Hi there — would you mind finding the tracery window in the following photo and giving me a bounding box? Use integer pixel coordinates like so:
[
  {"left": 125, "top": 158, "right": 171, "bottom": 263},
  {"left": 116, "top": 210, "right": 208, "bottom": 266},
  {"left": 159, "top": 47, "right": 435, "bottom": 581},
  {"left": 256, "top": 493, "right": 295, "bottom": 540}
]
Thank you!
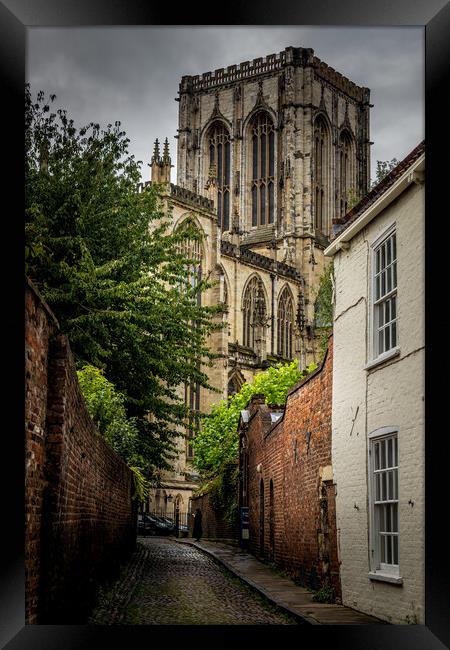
[
  {"left": 314, "top": 116, "right": 329, "bottom": 233},
  {"left": 250, "top": 112, "right": 275, "bottom": 227},
  {"left": 208, "top": 122, "right": 231, "bottom": 231},
  {"left": 277, "top": 287, "right": 294, "bottom": 359},
  {"left": 177, "top": 222, "right": 202, "bottom": 300},
  {"left": 242, "top": 276, "right": 266, "bottom": 349},
  {"left": 339, "top": 130, "right": 354, "bottom": 217},
  {"left": 176, "top": 221, "right": 203, "bottom": 458}
]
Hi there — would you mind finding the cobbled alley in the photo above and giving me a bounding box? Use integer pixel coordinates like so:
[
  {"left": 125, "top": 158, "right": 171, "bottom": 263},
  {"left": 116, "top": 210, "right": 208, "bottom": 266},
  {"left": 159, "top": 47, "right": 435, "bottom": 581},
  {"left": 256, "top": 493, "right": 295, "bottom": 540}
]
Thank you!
[{"left": 89, "top": 537, "right": 299, "bottom": 625}]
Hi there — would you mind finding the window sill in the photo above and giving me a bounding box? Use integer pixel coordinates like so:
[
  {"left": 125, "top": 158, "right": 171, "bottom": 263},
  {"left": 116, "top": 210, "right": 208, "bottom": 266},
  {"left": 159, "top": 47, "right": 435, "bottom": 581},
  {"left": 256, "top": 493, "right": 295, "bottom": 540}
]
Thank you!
[
  {"left": 364, "top": 347, "right": 400, "bottom": 371},
  {"left": 368, "top": 572, "right": 403, "bottom": 585}
]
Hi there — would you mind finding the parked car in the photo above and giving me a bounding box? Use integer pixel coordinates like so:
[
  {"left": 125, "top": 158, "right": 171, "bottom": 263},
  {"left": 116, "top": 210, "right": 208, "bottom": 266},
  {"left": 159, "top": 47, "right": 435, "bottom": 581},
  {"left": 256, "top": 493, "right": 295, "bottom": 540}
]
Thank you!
[{"left": 137, "top": 514, "right": 175, "bottom": 536}]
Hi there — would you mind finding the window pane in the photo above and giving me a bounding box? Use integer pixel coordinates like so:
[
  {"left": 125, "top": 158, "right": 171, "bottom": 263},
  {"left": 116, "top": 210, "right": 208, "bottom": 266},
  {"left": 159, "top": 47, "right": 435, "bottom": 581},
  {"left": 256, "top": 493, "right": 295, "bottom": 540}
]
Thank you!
[
  {"left": 388, "top": 470, "right": 393, "bottom": 500},
  {"left": 378, "top": 328, "right": 384, "bottom": 354},
  {"left": 252, "top": 136, "right": 258, "bottom": 180},
  {"left": 385, "top": 326, "right": 390, "bottom": 351},
  {"left": 269, "top": 183, "right": 274, "bottom": 223},
  {"left": 387, "top": 266, "right": 392, "bottom": 293},
  {"left": 217, "top": 143, "right": 222, "bottom": 182},
  {"left": 392, "top": 233, "right": 396, "bottom": 260},
  {"left": 381, "top": 244, "right": 386, "bottom": 270},
  {"left": 391, "top": 321, "right": 397, "bottom": 348},
  {"left": 393, "top": 262, "right": 397, "bottom": 288},
  {"left": 261, "top": 133, "right": 266, "bottom": 177},
  {"left": 375, "top": 442, "right": 380, "bottom": 470},
  {"left": 252, "top": 186, "right": 257, "bottom": 226},
  {"left": 381, "top": 271, "right": 386, "bottom": 296},
  {"left": 387, "top": 438, "right": 393, "bottom": 467},
  {"left": 376, "top": 276, "right": 380, "bottom": 301},
  {"left": 386, "top": 504, "right": 392, "bottom": 532},
  {"left": 392, "top": 503, "right": 398, "bottom": 532},
  {"left": 375, "top": 473, "right": 380, "bottom": 501},
  {"left": 269, "top": 131, "right": 274, "bottom": 176},
  {"left": 380, "top": 533, "right": 386, "bottom": 563},
  {"left": 394, "top": 469, "right": 398, "bottom": 500},
  {"left": 386, "top": 237, "right": 392, "bottom": 264},
  {"left": 386, "top": 535, "right": 392, "bottom": 564},
  {"left": 391, "top": 296, "right": 396, "bottom": 320},
  {"left": 260, "top": 186, "right": 266, "bottom": 225},
  {"left": 394, "top": 437, "right": 398, "bottom": 465},
  {"left": 393, "top": 535, "right": 398, "bottom": 565},
  {"left": 381, "top": 472, "right": 386, "bottom": 501},
  {"left": 380, "top": 440, "right": 386, "bottom": 469},
  {"left": 225, "top": 141, "right": 230, "bottom": 180},
  {"left": 217, "top": 192, "right": 222, "bottom": 227},
  {"left": 223, "top": 191, "right": 229, "bottom": 231}
]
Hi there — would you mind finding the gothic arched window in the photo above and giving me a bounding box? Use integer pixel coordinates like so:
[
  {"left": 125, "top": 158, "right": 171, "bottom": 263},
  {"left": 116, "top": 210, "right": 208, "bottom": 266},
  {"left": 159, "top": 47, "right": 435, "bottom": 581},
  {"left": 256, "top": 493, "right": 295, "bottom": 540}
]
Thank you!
[
  {"left": 242, "top": 276, "right": 266, "bottom": 349},
  {"left": 176, "top": 221, "right": 203, "bottom": 458},
  {"left": 176, "top": 221, "right": 202, "bottom": 300},
  {"left": 207, "top": 122, "right": 231, "bottom": 231},
  {"left": 250, "top": 112, "right": 275, "bottom": 227},
  {"left": 277, "top": 287, "right": 294, "bottom": 359},
  {"left": 339, "top": 130, "right": 354, "bottom": 217},
  {"left": 314, "top": 116, "right": 329, "bottom": 233}
]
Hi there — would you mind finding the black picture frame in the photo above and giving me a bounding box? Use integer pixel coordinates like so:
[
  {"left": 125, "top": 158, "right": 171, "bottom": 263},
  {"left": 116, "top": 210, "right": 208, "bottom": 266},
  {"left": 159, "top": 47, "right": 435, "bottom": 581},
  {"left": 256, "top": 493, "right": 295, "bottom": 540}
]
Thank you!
[{"left": 2, "top": 1, "right": 449, "bottom": 648}]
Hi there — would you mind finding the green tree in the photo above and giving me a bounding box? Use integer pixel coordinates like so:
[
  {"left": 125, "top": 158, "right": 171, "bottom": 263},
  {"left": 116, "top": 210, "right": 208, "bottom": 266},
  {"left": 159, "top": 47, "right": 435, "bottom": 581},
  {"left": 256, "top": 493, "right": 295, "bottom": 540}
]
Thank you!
[
  {"left": 371, "top": 158, "right": 399, "bottom": 189},
  {"left": 314, "top": 262, "right": 334, "bottom": 358},
  {"left": 77, "top": 365, "right": 149, "bottom": 499},
  {"left": 192, "top": 360, "right": 316, "bottom": 480},
  {"left": 192, "top": 360, "right": 316, "bottom": 526},
  {"left": 25, "top": 86, "right": 222, "bottom": 473}
]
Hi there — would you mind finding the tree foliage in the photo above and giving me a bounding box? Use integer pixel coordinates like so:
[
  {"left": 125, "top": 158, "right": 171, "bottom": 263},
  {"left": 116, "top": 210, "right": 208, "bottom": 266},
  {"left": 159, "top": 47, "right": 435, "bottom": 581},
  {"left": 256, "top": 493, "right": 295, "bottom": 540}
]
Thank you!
[
  {"left": 25, "top": 85, "right": 222, "bottom": 473},
  {"left": 371, "top": 158, "right": 399, "bottom": 189},
  {"left": 314, "top": 261, "right": 334, "bottom": 358},
  {"left": 192, "top": 360, "right": 316, "bottom": 480},
  {"left": 77, "top": 365, "right": 149, "bottom": 499}
]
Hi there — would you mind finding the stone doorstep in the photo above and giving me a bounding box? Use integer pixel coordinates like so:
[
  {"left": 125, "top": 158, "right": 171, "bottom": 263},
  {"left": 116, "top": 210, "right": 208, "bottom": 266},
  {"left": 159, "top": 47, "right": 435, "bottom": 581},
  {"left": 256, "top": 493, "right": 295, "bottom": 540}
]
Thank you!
[{"left": 175, "top": 538, "right": 385, "bottom": 626}]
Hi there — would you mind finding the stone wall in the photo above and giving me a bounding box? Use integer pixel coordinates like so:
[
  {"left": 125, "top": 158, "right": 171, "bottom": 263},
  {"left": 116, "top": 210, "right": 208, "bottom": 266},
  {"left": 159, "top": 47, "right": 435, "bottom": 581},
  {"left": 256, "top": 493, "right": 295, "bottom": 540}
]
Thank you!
[
  {"left": 25, "top": 279, "right": 137, "bottom": 624},
  {"left": 240, "top": 338, "right": 340, "bottom": 598}
]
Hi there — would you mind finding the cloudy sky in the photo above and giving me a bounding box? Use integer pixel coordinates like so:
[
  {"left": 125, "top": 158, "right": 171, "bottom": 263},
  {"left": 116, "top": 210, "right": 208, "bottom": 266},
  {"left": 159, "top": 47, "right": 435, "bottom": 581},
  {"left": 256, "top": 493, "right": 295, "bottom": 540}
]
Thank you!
[{"left": 26, "top": 26, "right": 424, "bottom": 184}]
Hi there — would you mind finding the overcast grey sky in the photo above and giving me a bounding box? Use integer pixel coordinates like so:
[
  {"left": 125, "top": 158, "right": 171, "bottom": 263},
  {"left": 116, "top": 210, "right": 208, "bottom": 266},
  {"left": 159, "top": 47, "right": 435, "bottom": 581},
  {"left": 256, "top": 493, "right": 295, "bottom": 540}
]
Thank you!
[{"left": 26, "top": 26, "right": 424, "bottom": 184}]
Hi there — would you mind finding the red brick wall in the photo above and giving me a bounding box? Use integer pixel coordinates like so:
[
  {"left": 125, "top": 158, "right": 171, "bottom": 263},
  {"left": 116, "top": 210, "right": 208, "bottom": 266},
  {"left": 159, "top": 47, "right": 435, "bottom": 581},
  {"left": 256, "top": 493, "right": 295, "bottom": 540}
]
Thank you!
[
  {"left": 190, "top": 492, "right": 237, "bottom": 540},
  {"left": 240, "top": 339, "right": 341, "bottom": 598},
  {"left": 25, "top": 280, "right": 137, "bottom": 623}
]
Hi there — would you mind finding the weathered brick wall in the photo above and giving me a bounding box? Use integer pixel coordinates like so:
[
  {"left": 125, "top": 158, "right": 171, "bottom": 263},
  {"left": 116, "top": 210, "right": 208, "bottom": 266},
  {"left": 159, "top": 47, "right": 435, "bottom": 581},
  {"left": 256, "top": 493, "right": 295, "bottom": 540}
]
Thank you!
[
  {"left": 241, "top": 339, "right": 340, "bottom": 598},
  {"left": 25, "top": 280, "right": 137, "bottom": 624},
  {"left": 190, "top": 492, "right": 237, "bottom": 540}
]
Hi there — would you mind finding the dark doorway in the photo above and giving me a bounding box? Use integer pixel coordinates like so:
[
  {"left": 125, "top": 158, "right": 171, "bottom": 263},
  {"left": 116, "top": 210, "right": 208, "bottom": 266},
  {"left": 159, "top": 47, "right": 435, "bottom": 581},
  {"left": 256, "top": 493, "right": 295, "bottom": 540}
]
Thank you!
[
  {"left": 259, "top": 479, "right": 265, "bottom": 557},
  {"left": 269, "top": 479, "right": 274, "bottom": 561}
]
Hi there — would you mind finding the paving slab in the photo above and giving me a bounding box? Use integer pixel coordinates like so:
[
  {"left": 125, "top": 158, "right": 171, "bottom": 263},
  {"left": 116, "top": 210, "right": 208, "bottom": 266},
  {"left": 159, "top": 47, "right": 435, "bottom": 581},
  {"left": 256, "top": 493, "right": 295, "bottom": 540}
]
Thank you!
[{"left": 175, "top": 538, "right": 386, "bottom": 626}]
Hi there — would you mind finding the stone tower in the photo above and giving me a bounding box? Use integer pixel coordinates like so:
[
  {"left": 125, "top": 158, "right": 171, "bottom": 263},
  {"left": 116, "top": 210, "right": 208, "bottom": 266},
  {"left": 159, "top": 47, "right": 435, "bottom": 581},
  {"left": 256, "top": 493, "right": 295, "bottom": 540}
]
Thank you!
[
  {"left": 175, "top": 45, "right": 371, "bottom": 325},
  {"left": 144, "top": 46, "right": 372, "bottom": 516}
]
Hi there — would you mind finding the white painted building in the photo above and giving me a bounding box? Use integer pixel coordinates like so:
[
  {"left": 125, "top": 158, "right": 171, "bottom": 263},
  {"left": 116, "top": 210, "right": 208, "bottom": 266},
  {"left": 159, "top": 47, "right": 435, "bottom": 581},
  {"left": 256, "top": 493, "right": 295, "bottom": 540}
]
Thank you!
[{"left": 324, "top": 141, "right": 425, "bottom": 624}]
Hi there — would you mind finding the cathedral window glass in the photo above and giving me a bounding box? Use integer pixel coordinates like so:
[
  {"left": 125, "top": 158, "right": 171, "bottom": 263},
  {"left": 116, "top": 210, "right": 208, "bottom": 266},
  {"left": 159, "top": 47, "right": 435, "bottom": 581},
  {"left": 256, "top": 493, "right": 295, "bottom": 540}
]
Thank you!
[
  {"left": 242, "top": 276, "right": 265, "bottom": 349},
  {"left": 277, "top": 287, "right": 294, "bottom": 359},
  {"left": 314, "top": 116, "right": 329, "bottom": 233},
  {"left": 176, "top": 222, "right": 203, "bottom": 458},
  {"left": 208, "top": 122, "right": 231, "bottom": 231},
  {"left": 250, "top": 112, "right": 275, "bottom": 227},
  {"left": 339, "top": 130, "right": 354, "bottom": 217}
]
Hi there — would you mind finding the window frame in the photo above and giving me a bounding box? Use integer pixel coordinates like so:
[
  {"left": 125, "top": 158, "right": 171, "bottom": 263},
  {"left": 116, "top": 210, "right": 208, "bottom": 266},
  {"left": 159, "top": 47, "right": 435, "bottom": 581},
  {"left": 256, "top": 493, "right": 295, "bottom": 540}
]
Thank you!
[
  {"left": 249, "top": 111, "right": 276, "bottom": 228},
  {"left": 369, "top": 223, "right": 400, "bottom": 365},
  {"left": 367, "top": 426, "right": 403, "bottom": 584}
]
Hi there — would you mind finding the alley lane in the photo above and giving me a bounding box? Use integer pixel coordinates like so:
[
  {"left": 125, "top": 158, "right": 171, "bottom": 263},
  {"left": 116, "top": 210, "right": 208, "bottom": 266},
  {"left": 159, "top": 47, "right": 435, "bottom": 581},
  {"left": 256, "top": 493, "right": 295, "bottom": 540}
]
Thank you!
[{"left": 91, "top": 537, "right": 299, "bottom": 625}]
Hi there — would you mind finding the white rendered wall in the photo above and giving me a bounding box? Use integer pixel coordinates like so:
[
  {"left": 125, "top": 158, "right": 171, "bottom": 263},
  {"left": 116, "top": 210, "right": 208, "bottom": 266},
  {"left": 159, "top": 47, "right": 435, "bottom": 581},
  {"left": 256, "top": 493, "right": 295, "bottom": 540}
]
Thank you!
[{"left": 332, "top": 181, "right": 424, "bottom": 624}]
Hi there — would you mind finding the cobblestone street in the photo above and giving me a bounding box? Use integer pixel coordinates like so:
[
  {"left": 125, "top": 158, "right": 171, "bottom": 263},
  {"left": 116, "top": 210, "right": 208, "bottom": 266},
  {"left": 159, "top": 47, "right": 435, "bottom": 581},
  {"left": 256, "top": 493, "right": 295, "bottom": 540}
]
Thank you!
[{"left": 90, "top": 537, "right": 299, "bottom": 625}]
